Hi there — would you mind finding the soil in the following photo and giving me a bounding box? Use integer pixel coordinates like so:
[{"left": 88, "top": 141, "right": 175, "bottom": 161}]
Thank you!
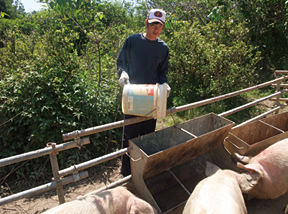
[{"left": 0, "top": 160, "right": 122, "bottom": 214}]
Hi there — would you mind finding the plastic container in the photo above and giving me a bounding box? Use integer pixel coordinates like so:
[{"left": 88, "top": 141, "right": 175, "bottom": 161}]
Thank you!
[{"left": 122, "top": 83, "right": 167, "bottom": 119}]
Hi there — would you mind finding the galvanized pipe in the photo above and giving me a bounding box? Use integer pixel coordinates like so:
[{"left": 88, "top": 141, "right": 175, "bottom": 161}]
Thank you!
[
  {"left": 219, "top": 90, "right": 287, "bottom": 117},
  {"left": 167, "top": 77, "right": 287, "bottom": 115},
  {"left": 84, "top": 175, "right": 132, "bottom": 196},
  {"left": 275, "top": 70, "right": 288, "bottom": 74},
  {"left": 0, "top": 137, "right": 90, "bottom": 168},
  {"left": 233, "top": 105, "right": 286, "bottom": 128},
  {"left": 63, "top": 77, "right": 287, "bottom": 141},
  {"left": 271, "top": 84, "right": 288, "bottom": 88},
  {"left": 62, "top": 117, "right": 150, "bottom": 142},
  {"left": 58, "top": 147, "right": 129, "bottom": 177},
  {"left": 0, "top": 171, "right": 88, "bottom": 206}
]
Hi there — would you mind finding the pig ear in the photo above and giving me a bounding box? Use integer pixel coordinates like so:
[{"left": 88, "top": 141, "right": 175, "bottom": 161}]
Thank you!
[
  {"left": 205, "top": 161, "right": 221, "bottom": 176},
  {"left": 237, "top": 162, "right": 262, "bottom": 193},
  {"left": 237, "top": 162, "right": 262, "bottom": 175}
]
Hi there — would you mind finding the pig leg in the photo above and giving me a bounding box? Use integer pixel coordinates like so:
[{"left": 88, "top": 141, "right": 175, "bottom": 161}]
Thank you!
[{"left": 285, "top": 204, "right": 288, "bottom": 214}]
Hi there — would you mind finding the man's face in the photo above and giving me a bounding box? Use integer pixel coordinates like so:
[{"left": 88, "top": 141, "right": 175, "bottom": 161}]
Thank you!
[{"left": 145, "top": 21, "right": 164, "bottom": 40}]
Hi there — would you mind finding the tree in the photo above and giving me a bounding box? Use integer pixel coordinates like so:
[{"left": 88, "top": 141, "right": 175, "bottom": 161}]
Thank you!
[
  {"left": 237, "top": 0, "right": 288, "bottom": 76},
  {"left": 0, "top": 0, "right": 25, "bottom": 19}
]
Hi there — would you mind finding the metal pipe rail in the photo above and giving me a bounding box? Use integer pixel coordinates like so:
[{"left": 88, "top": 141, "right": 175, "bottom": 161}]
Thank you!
[
  {"left": 62, "top": 76, "right": 287, "bottom": 141},
  {"left": 219, "top": 90, "right": 287, "bottom": 117},
  {"left": 167, "top": 77, "right": 287, "bottom": 115},
  {"left": 0, "top": 137, "right": 90, "bottom": 168},
  {"left": 58, "top": 147, "right": 129, "bottom": 177},
  {"left": 0, "top": 171, "right": 88, "bottom": 206}
]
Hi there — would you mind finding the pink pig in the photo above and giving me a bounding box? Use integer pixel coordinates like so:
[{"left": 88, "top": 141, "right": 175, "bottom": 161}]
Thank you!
[
  {"left": 42, "top": 186, "right": 158, "bottom": 214},
  {"left": 235, "top": 138, "right": 288, "bottom": 200},
  {"left": 182, "top": 161, "right": 247, "bottom": 214}
]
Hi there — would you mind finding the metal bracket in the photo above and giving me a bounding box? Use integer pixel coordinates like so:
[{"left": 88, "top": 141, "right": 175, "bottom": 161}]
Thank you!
[
  {"left": 73, "top": 173, "right": 80, "bottom": 182},
  {"left": 74, "top": 130, "right": 82, "bottom": 149},
  {"left": 46, "top": 142, "right": 59, "bottom": 155},
  {"left": 72, "top": 165, "right": 80, "bottom": 182}
]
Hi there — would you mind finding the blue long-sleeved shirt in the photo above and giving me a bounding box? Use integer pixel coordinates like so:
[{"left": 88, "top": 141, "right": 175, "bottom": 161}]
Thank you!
[{"left": 117, "top": 33, "right": 169, "bottom": 84}]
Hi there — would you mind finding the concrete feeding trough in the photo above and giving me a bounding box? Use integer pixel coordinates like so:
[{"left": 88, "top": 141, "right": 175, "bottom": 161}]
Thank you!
[{"left": 128, "top": 113, "right": 235, "bottom": 214}]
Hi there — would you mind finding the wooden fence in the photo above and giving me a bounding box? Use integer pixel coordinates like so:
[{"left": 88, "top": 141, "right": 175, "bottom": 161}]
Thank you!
[{"left": 1, "top": 70, "right": 288, "bottom": 206}]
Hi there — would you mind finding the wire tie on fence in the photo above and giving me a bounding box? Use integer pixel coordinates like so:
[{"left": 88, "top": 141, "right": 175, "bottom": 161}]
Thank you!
[
  {"left": 55, "top": 178, "right": 62, "bottom": 189},
  {"left": 74, "top": 130, "right": 82, "bottom": 149},
  {"left": 72, "top": 165, "right": 79, "bottom": 174}
]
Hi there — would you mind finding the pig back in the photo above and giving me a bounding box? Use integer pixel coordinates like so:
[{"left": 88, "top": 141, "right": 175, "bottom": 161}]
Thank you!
[{"left": 183, "top": 169, "right": 247, "bottom": 214}]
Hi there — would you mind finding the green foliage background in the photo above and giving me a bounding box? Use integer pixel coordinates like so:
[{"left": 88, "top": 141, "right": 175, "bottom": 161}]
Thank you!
[{"left": 0, "top": 0, "right": 287, "bottom": 185}]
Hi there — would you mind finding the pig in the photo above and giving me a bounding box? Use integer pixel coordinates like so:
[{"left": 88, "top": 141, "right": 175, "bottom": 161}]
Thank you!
[
  {"left": 235, "top": 138, "right": 288, "bottom": 200},
  {"left": 182, "top": 161, "right": 247, "bottom": 214},
  {"left": 42, "top": 186, "right": 158, "bottom": 214}
]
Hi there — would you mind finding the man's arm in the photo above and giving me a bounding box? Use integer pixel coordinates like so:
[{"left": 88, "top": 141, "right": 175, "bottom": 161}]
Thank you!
[
  {"left": 117, "top": 37, "right": 129, "bottom": 77},
  {"left": 158, "top": 47, "right": 169, "bottom": 84}
]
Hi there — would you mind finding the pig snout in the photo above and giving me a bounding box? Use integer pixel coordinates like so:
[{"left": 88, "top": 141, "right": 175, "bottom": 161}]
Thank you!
[
  {"left": 236, "top": 138, "right": 288, "bottom": 200},
  {"left": 42, "top": 186, "right": 157, "bottom": 214},
  {"left": 182, "top": 161, "right": 247, "bottom": 214}
]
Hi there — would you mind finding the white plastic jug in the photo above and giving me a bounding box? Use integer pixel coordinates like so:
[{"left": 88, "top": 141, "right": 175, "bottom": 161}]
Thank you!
[{"left": 122, "top": 83, "right": 167, "bottom": 119}]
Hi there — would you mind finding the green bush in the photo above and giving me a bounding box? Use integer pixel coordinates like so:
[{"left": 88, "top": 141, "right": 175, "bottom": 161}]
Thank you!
[{"left": 163, "top": 17, "right": 261, "bottom": 109}]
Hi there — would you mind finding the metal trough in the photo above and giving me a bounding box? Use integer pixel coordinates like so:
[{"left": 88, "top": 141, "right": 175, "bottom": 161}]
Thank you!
[
  {"left": 209, "top": 111, "right": 288, "bottom": 214},
  {"left": 224, "top": 111, "right": 288, "bottom": 158},
  {"left": 128, "top": 113, "right": 235, "bottom": 213}
]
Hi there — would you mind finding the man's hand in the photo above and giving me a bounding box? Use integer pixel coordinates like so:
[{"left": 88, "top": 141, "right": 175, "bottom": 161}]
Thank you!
[
  {"left": 163, "top": 83, "right": 171, "bottom": 97},
  {"left": 119, "top": 71, "right": 130, "bottom": 87}
]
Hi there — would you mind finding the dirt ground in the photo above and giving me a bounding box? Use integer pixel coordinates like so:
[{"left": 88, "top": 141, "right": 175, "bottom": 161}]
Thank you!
[{"left": 0, "top": 161, "right": 122, "bottom": 214}]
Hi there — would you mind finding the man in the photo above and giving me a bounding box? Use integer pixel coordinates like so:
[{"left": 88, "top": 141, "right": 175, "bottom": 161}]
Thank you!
[{"left": 117, "top": 9, "right": 170, "bottom": 176}]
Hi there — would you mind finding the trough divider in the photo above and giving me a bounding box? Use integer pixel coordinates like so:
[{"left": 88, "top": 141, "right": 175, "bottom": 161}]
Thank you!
[
  {"left": 168, "top": 170, "right": 191, "bottom": 196},
  {"left": 259, "top": 120, "right": 285, "bottom": 133},
  {"left": 234, "top": 105, "right": 284, "bottom": 128},
  {"left": 174, "top": 125, "right": 198, "bottom": 138}
]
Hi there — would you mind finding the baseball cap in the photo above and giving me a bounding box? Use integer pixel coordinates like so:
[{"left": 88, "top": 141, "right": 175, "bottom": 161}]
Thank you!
[{"left": 147, "top": 9, "right": 166, "bottom": 25}]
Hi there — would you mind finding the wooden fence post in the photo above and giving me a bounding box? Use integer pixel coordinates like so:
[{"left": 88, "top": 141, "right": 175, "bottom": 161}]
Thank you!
[
  {"left": 47, "top": 142, "right": 65, "bottom": 204},
  {"left": 274, "top": 70, "right": 288, "bottom": 114},
  {"left": 276, "top": 80, "right": 280, "bottom": 114}
]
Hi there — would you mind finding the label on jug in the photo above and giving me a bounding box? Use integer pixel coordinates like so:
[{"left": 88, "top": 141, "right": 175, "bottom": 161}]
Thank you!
[
  {"left": 131, "top": 84, "right": 155, "bottom": 96},
  {"left": 127, "top": 96, "right": 133, "bottom": 111},
  {"left": 145, "top": 85, "right": 155, "bottom": 96}
]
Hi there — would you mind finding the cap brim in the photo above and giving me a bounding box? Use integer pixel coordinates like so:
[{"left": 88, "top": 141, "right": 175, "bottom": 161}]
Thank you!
[{"left": 148, "top": 19, "right": 164, "bottom": 25}]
